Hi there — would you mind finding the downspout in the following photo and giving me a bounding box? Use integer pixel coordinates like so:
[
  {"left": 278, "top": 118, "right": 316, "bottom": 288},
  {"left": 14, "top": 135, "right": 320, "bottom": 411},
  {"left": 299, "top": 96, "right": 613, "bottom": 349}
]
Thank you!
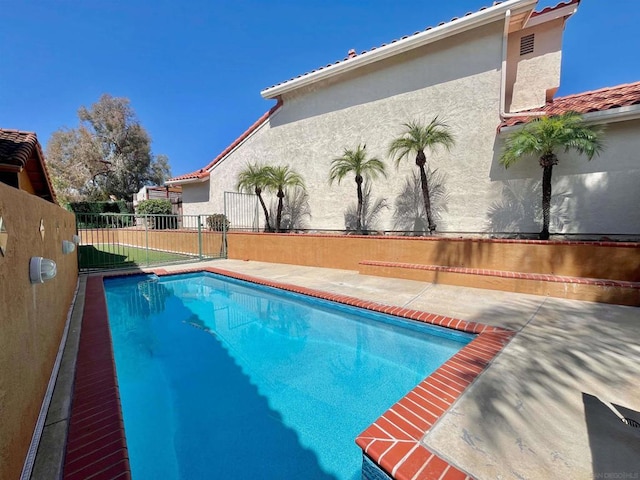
[{"left": 499, "top": 9, "right": 546, "bottom": 120}]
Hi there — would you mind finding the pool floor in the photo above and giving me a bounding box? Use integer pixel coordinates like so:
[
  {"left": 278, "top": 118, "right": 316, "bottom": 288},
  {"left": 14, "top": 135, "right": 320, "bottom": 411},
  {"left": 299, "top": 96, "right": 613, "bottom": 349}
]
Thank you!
[{"left": 105, "top": 272, "right": 474, "bottom": 479}]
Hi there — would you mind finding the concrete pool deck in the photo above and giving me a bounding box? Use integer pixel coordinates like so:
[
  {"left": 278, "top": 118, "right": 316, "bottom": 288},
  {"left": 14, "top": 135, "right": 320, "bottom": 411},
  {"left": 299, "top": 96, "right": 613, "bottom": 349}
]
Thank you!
[{"left": 156, "top": 259, "right": 640, "bottom": 480}]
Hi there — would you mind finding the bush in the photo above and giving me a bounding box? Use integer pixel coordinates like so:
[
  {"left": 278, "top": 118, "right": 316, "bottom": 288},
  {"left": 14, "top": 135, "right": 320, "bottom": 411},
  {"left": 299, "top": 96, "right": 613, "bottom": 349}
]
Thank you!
[
  {"left": 136, "top": 199, "right": 172, "bottom": 215},
  {"left": 206, "top": 214, "right": 230, "bottom": 231},
  {"left": 136, "top": 199, "right": 177, "bottom": 230}
]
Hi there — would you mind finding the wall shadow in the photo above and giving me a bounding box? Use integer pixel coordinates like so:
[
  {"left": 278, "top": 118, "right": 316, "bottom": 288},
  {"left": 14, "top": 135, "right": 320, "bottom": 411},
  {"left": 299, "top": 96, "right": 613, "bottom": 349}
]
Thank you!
[{"left": 270, "top": 22, "right": 502, "bottom": 127}]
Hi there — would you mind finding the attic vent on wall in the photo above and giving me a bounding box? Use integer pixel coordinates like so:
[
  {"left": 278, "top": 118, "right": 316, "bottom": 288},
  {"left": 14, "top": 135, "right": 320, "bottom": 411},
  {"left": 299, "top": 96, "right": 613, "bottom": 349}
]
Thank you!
[{"left": 520, "top": 34, "right": 535, "bottom": 55}]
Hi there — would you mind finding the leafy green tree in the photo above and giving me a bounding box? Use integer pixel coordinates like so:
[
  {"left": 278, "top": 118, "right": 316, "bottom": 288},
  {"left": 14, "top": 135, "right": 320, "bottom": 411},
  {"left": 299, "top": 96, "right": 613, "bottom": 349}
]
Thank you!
[
  {"left": 329, "top": 144, "right": 386, "bottom": 234},
  {"left": 236, "top": 163, "right": 273, "bottom": 232},
  {"left": 388, "top": 118, "right": 454, "bottom": 234},
  {"left": 265, "top": 165, "right": 306, "bottom": 233},
  {"left": 499, "top": 112, "right": 604, "bottom": 240},
  {"left": 46, "top": 94, "right": 171, "bottom": 204}
]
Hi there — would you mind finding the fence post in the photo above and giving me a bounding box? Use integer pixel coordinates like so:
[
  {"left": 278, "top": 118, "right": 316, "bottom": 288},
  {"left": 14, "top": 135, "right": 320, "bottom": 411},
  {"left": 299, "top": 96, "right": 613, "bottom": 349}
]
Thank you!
[
  {"left": 145, "top": 214, "right": 149, "bottom": 266},
  {"left": 198, "top": 215, "right": 203, "bottom": 260}
]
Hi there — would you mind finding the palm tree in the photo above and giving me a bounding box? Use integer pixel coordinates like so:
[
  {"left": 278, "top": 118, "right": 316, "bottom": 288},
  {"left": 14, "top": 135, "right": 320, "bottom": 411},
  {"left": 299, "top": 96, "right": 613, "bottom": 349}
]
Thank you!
[
  {"left": 389, "top": 118, "right": 455, "bottom": 234},
  {"left": 499, "top": 112, "right": 604, "bottom": 240},
  {"left": 328, "top": 144, "right": 386, "bottom": 234},
  {"left": 236, "top": 163, "right": 273, "bottom": 232},
  {"left": 265, "top": 165, "right": 306, "bottom": 233}
]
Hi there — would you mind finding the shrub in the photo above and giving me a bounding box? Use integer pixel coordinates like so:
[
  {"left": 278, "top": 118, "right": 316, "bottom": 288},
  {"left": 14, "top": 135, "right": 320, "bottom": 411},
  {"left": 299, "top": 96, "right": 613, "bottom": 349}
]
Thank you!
[
  {"left": 206, "top": 214, "right": 230, "bottom": 231},
  {"left": 136, "top": 199, "right": 172, "bottom": 215},
  {"left": 136, "top": 199, "right": 177, "bottom": 229}
]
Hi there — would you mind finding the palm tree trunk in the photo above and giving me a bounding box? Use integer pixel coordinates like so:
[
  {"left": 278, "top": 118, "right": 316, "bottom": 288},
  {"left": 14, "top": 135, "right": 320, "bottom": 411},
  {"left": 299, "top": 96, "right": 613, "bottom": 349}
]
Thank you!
[
  {"left": 356, "top": 176, "right": 363, "bottom": 234},
  {"left": 540, "top": 164, "right": 553, "bottom": 240},
  {"left": 276, "top": 189, "right": 284, "bottom": 233},
  {"left": 418, "top": 164, "right": 436, "bottom": 234},
  {"left": 256, "top": 192, "right": 272, "bottom": 232}
]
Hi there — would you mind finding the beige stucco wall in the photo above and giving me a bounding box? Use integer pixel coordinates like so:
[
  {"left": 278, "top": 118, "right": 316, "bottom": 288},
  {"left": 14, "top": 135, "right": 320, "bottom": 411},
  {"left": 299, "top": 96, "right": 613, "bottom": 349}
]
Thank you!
[
  {"left": 181, "top": 181, "right": 210, "bottom": 211},
  {"left": 506, "top": 18, "right": 563, "bottom": 112},
  {"left": 0, "top": 183, "right": 78, "bottom": 480},
  {"left": 491, "top": 118, "right": 640, "bottom": 235},
  {"left": 189, "top": 21, "right": 506, "bottom": 233},
  {"left": 183, "top": 16, "right": 639, "bottom": 237}
]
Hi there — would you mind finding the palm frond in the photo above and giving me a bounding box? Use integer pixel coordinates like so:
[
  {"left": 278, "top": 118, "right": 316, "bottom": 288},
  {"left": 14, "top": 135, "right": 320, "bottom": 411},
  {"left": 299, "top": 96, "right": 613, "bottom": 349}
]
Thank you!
[
  {"left": 389, "top": 117, "right": 455, "bottom": 167},
  {"left": 500, "top": 111, "right": 604, "bottom": 168},
  {"left": 329, "top": 144, "right": 386, "bottom": 185}
]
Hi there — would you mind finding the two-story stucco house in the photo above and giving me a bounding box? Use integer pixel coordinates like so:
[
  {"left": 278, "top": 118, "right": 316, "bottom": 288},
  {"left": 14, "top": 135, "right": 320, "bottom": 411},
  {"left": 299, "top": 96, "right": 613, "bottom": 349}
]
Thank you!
[{"left": 167, "top": 0, "right": 640, "bottom": 237}]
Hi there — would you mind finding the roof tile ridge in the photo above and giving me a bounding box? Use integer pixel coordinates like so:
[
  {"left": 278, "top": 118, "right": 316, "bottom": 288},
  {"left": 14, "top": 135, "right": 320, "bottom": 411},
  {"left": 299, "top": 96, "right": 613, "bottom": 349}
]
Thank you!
[{"left": 0, "top": 128, "right": 37, "bottom": 136}]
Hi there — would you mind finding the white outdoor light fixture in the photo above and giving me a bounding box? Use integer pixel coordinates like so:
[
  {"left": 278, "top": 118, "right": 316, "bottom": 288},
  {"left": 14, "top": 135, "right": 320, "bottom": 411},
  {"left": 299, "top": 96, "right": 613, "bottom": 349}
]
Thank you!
[
  {"left": 72, "top": 234, "right": 81, "bottom": 245},
  {"left": 62, "top": 240, "right": 76, "bottom": 254},
  {"left": 30, "top": 257, "right": 57, "bottom": 284}
]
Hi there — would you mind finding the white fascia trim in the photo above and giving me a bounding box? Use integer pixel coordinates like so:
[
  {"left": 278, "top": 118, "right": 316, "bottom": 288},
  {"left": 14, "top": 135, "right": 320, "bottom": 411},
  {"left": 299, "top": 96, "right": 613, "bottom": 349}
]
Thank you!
[
  {"left": 524, "top": 4, "right": 579, "bottom": 29},
  {"left": 498, "top": 104, "right": 640, "bottom": 135},
  {"left": 165, "top": 176, "right": 209, "bottom": 186},
  {"left": 581, "top": 104, "right": 640, "bottom": 125},
  {"left": 261, "top": 0, "right": 538, "bottom": 99}
]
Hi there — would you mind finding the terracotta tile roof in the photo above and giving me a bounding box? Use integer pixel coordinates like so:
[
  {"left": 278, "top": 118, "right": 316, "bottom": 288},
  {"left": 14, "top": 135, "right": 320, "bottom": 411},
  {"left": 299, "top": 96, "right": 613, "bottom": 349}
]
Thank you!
[
  {"left": 501, "top": 81, "right": 640, "bottom": 128},
  {"left": 0, "top": 128, "right": 56, "bottom": 203},
  {"left": 167, "top": 99, "right": 283, "bottom": 184},
  {"left": 530, "top": 0, "right": 579, "bottom": 17},
  {"left": 263, "top": 1, "right": 576, "bottom": 93}
]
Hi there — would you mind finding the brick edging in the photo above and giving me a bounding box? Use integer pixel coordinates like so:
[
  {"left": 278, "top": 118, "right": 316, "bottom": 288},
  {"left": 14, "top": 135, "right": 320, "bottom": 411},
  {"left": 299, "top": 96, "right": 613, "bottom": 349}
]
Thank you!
[
  {"left": 360, "top": 260, "right": 640, "bottom": 289},
  {"left": 63, "top": 275, "right": 131, "bottom": 480}
]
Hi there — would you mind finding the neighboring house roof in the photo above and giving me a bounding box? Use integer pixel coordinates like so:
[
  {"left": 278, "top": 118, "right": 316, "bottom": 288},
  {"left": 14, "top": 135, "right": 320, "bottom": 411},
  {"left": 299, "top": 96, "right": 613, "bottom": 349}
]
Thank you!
[
  {"left": 0, "top": 129, "right": 56, "bottom": 203},
  {"left": 500, "top": 81, "right": 640, "bottom": 128},
  {"left": 261, "top": 0, "right": 578, "bottom": 99},
  {"left": 166, "top": 99, "right": 283, "bottom": 185}
]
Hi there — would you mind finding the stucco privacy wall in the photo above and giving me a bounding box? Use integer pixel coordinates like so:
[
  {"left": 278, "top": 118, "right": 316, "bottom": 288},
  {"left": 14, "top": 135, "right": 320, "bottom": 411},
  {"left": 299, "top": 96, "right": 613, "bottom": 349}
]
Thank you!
[
  {"left": 183, "top": 21, "right": 507, "bottom": 232},
  {"left": 0, "top": 182, "right": 78, "bottom": 480},
  {"left": 491, "top": 118, "right": 640, "bottom": 234},
  {"left": 226, "top": 232, "right": 639, "bottom": 282},
  {"left": 79, "top": 229, "right": 225, "bottom": 257}
]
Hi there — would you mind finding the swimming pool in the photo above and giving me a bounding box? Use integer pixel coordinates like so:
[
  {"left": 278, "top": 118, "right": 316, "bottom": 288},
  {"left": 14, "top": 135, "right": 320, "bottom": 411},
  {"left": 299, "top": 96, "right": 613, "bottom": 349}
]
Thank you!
[{"left": 104, "top": 272, "right": 474, "bottom": 479}]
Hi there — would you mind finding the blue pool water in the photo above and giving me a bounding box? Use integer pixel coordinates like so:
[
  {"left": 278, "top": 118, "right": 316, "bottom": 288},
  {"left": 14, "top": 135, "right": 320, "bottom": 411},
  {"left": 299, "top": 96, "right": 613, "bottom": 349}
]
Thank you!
[{"left": 104, "top": 272, "right": 473, "bottom": 480}]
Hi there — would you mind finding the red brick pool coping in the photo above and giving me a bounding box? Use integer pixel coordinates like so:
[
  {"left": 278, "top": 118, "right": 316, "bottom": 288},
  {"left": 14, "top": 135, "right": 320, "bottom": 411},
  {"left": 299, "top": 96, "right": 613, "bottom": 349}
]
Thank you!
[{"left": 64, "top": 266, "right": 514, "bottom": 480}]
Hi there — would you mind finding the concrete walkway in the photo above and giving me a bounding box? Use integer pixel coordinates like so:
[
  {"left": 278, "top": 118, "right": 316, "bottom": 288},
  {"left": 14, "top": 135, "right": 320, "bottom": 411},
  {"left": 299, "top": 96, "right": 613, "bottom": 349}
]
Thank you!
[{"left": 161, "top": 259, "right": 640, "bottom": 480}]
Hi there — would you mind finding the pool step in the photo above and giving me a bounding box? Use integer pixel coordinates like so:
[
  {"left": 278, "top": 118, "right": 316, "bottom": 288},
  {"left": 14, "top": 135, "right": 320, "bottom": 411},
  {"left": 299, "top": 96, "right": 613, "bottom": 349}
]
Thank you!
[{"left": 358, "top": 260, "right": 640, "bottom": 306}]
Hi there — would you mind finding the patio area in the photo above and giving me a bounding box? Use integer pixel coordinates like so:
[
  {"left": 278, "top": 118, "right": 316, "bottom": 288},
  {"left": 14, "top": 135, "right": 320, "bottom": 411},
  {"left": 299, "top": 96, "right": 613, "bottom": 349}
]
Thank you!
[{"left": 38, "top": 258, "right": 640, "bottom": 479}]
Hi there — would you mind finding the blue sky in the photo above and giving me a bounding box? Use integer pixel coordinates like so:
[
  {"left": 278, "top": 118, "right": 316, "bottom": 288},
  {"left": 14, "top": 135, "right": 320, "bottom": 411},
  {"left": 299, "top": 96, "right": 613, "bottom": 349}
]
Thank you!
[{"left": 2, "top": 0, "right": 638, "bottom": 178}]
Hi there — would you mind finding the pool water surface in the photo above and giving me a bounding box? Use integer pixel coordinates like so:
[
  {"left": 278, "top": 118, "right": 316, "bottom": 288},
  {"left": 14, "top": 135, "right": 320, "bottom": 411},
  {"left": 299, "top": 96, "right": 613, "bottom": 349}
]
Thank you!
[{"left": 104, "top": 272, "right": 473, "bottom": 479}]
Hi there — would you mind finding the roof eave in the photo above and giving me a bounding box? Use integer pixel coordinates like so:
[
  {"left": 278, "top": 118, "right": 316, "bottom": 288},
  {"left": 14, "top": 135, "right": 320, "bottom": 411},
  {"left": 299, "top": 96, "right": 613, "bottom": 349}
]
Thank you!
[
  {"left": 498, "top": 104, "right": 640, "bottom": 134},
  {"left": 524, "top": 1, "right": 579, "bottom": 28},
  {"left": 261, "top": 0, "right": 538, "bottom": 99},
  {"left": 165, "top": 175, "right": 210, "bottom": 186}
]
